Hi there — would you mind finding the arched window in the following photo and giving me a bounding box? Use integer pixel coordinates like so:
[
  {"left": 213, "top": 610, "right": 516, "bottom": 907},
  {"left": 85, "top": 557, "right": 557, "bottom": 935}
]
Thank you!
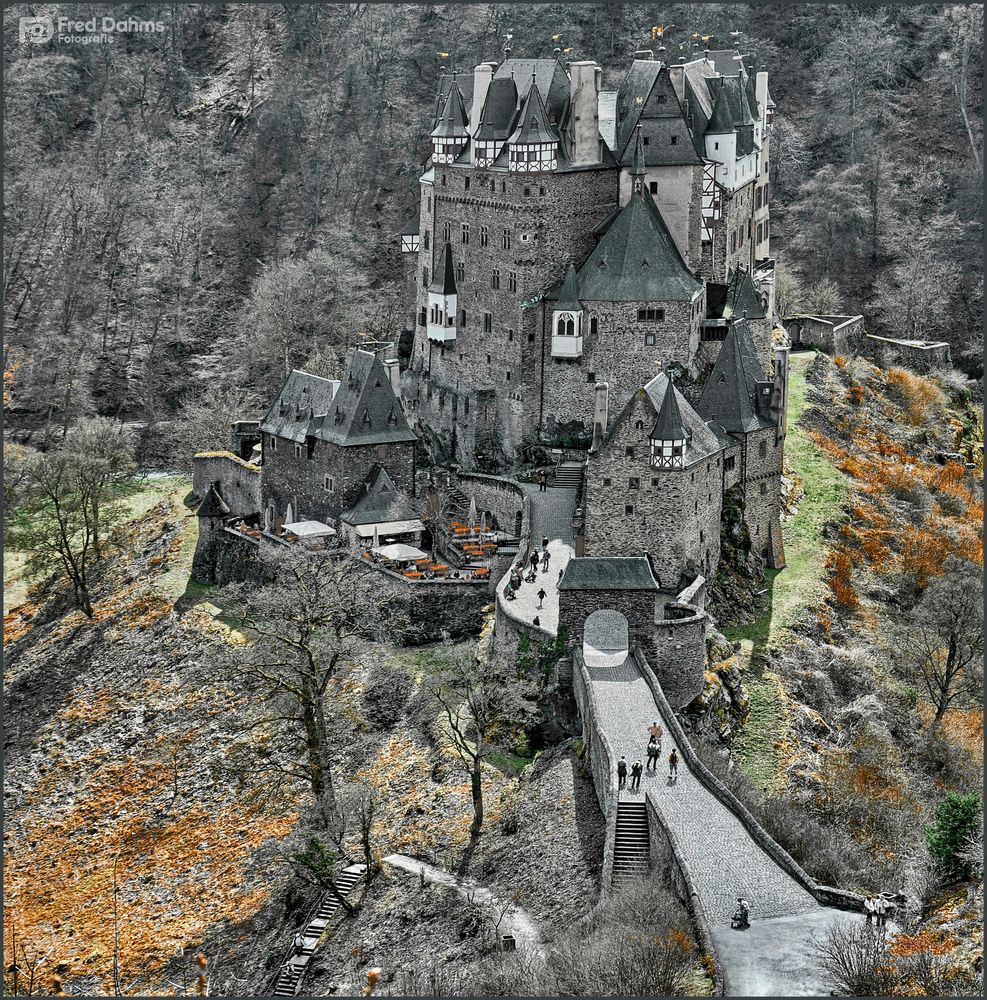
[
  {"left": 590, "top": 317, "right": 598, "bottom": 337},
  {"left": 565, "top": 317, "right": 575, "bottom": 336}
]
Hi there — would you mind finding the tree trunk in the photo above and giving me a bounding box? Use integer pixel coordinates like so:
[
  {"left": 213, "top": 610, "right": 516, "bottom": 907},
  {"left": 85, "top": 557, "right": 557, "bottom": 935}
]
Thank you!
[{"left": 469, "top": 756, "right": 483, "bottom": 839}]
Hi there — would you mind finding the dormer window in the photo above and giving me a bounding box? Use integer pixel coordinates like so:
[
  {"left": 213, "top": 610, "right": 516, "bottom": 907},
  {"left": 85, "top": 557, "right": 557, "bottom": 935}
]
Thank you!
[
  {"left": 387, "top": 409, "right": 398, "bottom": 427},
  {"left": 334, "top": 409, "right": 343, "bottom": 425},
  {"left": 362, "top": 410, "right": 372, "bottom": 428}
]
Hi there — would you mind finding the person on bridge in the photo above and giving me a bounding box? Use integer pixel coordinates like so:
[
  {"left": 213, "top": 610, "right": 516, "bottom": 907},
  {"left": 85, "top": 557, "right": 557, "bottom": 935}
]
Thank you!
[
  {"left": 668, "top": 748, "right": 680, "bottom": 781},
  {"left": 617, "top": 756, "right": 627, "bottom": 787},
  {"left": 530, "top": 550, "right": 540, "bottom": 573},
  {"left": 541, "top": 549, "right": 551, "bottom": 572},
  {"left": 734, "top": 897, "right": 751, "bottom": 930},
  {"left": 536, "top": 587, "right": 547, "bottom": 609},
  {"left": 630, "top": 760, "right": 643, "bottom": 790},
  {"left": 648, "top": 721, "right": 663, "bottom": 744},
  {"left": 646, "top": 742, "right": 659, "bottom": 771}
]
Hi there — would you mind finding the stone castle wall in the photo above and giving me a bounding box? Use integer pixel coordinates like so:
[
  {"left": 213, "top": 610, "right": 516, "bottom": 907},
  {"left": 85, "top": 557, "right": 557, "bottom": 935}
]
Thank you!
[
  {"left": 651, "top": 603, "right": 707, "bottom": 707},
  {"left": 738, "top": 425, "right": 784, "bottom": 566},
  {"left": 713, "top": 180, "right": 756, "bottom": 283},
  {"left": 582, "top": 393, "right": 723, "bottom": 589},
  {"left": 192, "top": 452, "right": 262, "bottom": 516},
  {"left": 558, "top": 587, "right": 660, "bottom": 663},
  {"left": 261, "top": 436, "right": 415, "bottom": 526}
]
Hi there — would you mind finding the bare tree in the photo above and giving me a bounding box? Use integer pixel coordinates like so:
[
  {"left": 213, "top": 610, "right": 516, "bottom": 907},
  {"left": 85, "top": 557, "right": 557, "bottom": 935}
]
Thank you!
[{"left": 898, "top": 556, "right": 983, "bottom": 729}]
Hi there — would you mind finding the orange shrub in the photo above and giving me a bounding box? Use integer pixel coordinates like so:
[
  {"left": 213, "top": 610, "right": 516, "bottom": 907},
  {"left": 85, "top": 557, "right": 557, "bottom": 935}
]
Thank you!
[
  {"left": 885, "top": 368, "right": 945, "bottom": 426},
  {"left": 825, "top": 547, "right": 859, "bottom": 611}
]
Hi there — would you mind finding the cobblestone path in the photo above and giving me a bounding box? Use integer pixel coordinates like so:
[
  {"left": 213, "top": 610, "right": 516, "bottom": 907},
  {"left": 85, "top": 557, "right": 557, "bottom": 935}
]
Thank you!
[
  {"left": 585, "top": 656, "right": 819, "bottom": 925},
  {"left": 495, "top": 485, "right": 577, "bottom": 635}
]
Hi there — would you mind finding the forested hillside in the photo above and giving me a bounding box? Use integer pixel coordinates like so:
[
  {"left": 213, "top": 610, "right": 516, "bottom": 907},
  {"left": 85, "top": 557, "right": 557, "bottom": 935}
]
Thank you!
[{"left": 4, "top": 3, "right": 982, "bottom": 462}]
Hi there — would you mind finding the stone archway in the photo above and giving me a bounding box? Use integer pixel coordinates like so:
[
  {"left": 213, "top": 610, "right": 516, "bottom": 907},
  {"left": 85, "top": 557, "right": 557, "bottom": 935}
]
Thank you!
[{"left": 582, "top": 608, "right": 630, "bottom": 668}]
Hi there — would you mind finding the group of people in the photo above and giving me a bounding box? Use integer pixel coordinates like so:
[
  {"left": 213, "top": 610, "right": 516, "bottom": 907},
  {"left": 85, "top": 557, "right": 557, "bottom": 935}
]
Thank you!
[
  {"left": 503, "top": 537, "right": 554, "bottom": 609},
  {"left": 617, "top": 722, "right": 680, "bottom": 789},
  {"left": 864, "top": 895, "right": 891, "bottom": 926}
]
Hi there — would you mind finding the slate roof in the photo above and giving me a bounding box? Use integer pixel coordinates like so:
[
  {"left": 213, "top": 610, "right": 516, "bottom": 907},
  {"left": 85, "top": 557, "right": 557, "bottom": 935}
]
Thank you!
[
  {"left": 432, "top": 82, "right": 470, "bottom": 138},
  {"left": 705, "top": 85, "right": 734, "bottom": 134},
  {"left": 558, "top": 556, "right": 659, "bottom": 591},
  {"left": 706, "top": 49, "right": 746, "bottom": 77},
  {"left": 494, "top": 58, "right": 570, "bottom": 126},
  {"left": 642, "top": 373, "right": 723, "bottom": 462},
  {"left": 571, "top": 192, "right": 702, "bottom": 302},
  {"left": 475, "top": 77, "right": 519, "bottom": 141},
  {"left": 400, "top": 215, "right": 420, "bottom": 236},
  {"left": 612, "top": 58, "right": 663, "bottom": 157},
  {"left": 340, "top": 466, "right": 419, "bottom": 526},
  {"left": 696, "top": 320, "right": 772, "bottom": 434},
  {"left": 435, "top": 73, "right": 474, "bottom": 123},
  {"left": 651, "top": 377, "right": 687, "bottom": 440},
  {"left": 509, "top": 81, "right": 557, "bottom": 145},
  {"left": 260, "top": 370, "right": 340, "bottom": 444},
  {"left": 429, "top": 242, "right": 457, "bottom": 295},
  {"left": 555, "top": 264, "right": 582, "bottom": 312},
  {"left": 319, "top": 350, "right": 418, "bottom": 447},
  {"left": 197, "top": 483, "right": 230, "bottom": 518},
  {"left": 630, "top": 125, "right": 646, "bottom": 175},
  {"left": 706, "top": 268, "right": 767, "bottom": 321}
]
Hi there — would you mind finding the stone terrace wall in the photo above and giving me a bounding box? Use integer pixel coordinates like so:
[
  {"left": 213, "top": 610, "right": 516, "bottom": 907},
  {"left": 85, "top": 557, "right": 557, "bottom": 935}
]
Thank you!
[
  {"left": 787, "top": 315, "right": 864, "bottom": 356},
  {"left": 192, "top": 452, "right": 261, "bottom": 516},
  {"left": 652, "top": 604, "right": 707, "bottom": 708},
  {"left": 452, "top": 470, "right": 525, "bottom": 535},
  {"left": 862, "top": 334, "right": 952, "bottom": 373},
  {"left": 630, "top": 648, "right": 864, "bottom": 913},
  {"left": 646, "top": 793, "right": 725, "bottom": 996}
]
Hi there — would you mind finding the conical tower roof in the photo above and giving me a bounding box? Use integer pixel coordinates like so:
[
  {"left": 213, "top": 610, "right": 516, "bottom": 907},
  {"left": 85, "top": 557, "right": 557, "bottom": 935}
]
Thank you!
[
  {"left": 705, "top": 86, "right": 734, "bottom": 135},
  {"left": 509, "top": 79, "right": 557, "bottom": 145},
  {"left": 696, "top": 320, "right": 769, "bottom": 434},
  {"left": 431, "top": 82, "right": 469, "bottom": 139},
  {"left": 428, "top": 242, "right": 457, "bottom": 295},
  {"left": 197, "top": 483, "right": 230, "bottom": 518},
  {"left": 555, "top": 264, "right": 582, "bottom": 312},
  {"left": 650, "top": 376, "right": 687, "bottom": 441}
]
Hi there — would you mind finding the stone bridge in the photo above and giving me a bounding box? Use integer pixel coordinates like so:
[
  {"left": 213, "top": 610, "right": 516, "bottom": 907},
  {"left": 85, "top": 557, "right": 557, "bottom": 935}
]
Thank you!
[{"left": 573, "top": 642, "right": 864, "bottom": 997}]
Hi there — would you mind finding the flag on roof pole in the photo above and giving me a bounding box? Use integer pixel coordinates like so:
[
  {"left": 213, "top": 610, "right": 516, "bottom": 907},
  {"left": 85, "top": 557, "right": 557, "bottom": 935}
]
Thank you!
[{"left": 373, "top": 525, "right": 380, "bottom": 549}]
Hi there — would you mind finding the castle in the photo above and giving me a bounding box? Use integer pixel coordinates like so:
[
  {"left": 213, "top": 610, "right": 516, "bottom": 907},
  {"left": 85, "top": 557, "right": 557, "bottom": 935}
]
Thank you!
[{"left": 191, "top": 45, "right": 789, "bottom": 707}]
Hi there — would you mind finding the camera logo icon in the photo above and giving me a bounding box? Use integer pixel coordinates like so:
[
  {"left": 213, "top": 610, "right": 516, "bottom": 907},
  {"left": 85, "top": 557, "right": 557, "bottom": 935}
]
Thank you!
[{"left": 19, "top": 17, "right": 55, "bottom": 44}]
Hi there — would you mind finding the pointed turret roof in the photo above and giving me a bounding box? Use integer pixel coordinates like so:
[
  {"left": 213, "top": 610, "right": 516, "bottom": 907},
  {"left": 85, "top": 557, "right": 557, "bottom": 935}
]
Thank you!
[
  {"left": 630, "top": 125, "right": 646, "bottom": 176},
  {"left": 431, "top": 82, "right": 469, "bottom": 138},
  {"left": 340, "top": 466, "right": 419, "bottom": 527},
  {"left": 651, "top": 376, "right": 687, "bottom": 441},
  {"left": 696, "top": 320, "right": 771, "bottom": 434},
  {"left": 429, "top": 243, "right": 457, "bottom": 295},
  {"left": 197, "top": 483, "right": 231, "bottom": 518},
  {"left": 509, "top": 80, "right": 557, "bottom": 145},
  {"left": 555, "top": 264, "right": 583, "bottom": 312},
  {"left": 705, "top": 86, "right": 734, "bottom": 135},
  {"left": 475, "top": 76, "right": 518, "bottom": 140},
  {"left": 573, "top": 193, "right": 702, "bottom": 302}
]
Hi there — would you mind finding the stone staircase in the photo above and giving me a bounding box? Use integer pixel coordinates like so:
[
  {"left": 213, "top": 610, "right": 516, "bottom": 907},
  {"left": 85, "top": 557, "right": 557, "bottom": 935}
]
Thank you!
[
  {"left": 611, "top": 800, "right": 650, "bottom": 885},
  {"left": 550, "top": 461, "right": 585, "bottom": 490},
  {"left": 271, "top": 864, "right": 366, "bottom": 997}
]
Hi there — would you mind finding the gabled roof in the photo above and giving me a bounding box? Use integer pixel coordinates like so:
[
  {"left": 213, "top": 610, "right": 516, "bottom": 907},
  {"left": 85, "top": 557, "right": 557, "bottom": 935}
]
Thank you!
[
  {"left": 434, "top": 73, "right": 474, "bottom": 126},
  {"left": 197, "top": 483, "right": 230, "bottom": 518},
  {"left": 261, "top": 370, "right": 340, "bottom": 444},
  {"left": 475, "top": 77, "right": 518, "bottom": 141},
  {"left": 319, "top": 350, "right": 418, "bottom": 447},
  {"left": 572, "top": 193, "right": 702, "bottom": 302},
  {"left": 431, "top": 82, "right": 469, "bottom": 138},
  {"left": 429, "top": 242, "right": 457, "bottom": 295},
  {"left": 696, "top": 320, "right": 772, "bottom": 434},
  {"left": 340, "top": 466, "right": 419, "bottom": 526},
  {"left": 555, "top": 264, "right": 582, "bottom": 312},
  {"left": 558, "top": 556, "right": 659, "bottom": 592},
  {"left": 705, "top": 49, "right": 746, "bottom": 77},
  {"left": 612, "top": 58, "right": 663, "bottom": 157},
  {"left": 400, "top": 215, "right": 420, "bottom": 236},
  {"left": 509, "top": 80, "right": 557, "bottom": 145}
]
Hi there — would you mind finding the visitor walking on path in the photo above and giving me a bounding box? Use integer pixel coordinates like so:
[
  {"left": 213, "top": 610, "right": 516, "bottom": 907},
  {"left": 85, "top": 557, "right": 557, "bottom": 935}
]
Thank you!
[
  {"left": 532, "top": 615, "right": 541, "bottom": 628},
  {"left": 542, "top": 536, "right": 549, "bottom": 551},
  {"left": 617, "top": 756, "right": 627, "bottom": 787},
  {"left": 630, "top": 760, "right": 643, "bottom": 790},
  {"left": 293, "top": 932, "right": 305, "bottom": 956},
  {"left": 536, "top": 588, "right": 547, "bottom": 609},
  {"left": 668, "top": 748, "right": 680, "bottom": 782},
  {"left": 529, "top": 550, "right": 540, "bottom": 574},
  {"left": 648, "top": 721, "right": 663, "bottom": 744},
  {"left": 734, "top": 897, "right": 751, "bottom": 930},
  {"left": 876, "top": 896, "right": 888, "bottom": 927},
  {"left": 864, "top": 896, "right": 875, "bottom": 925},
  {"left": 646, "top": 742, "right": 659, "bottom": 771},
  {"left": 541, "top": 549, "right": 551, "bottom": 572},
  {"left": 538, "top": 469, "right": 547, "bottom": 492}
]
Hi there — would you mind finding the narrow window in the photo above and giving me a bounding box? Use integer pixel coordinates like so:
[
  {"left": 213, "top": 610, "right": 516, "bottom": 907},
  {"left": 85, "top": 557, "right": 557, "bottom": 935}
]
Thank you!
[
  {"left": 492, "top": 268, "right": 500, "bottom": 289},
  {"left": 508, "top": 329, "right": 514, "bottom": 341},
  {"left": 464, "top": 176, "right": 470, "bottom": 191},
  {"left": 269, "top": 436, "right": 277, "bottom": 452},
  {"left": 508, "top": 272, "right": 517, "bottom": 292},
  {"left": 503, "top": 228, "right": 511, "bottom": 249},
  {"left": 324, "top": 475, "right": 334, "bottom": 491},
  {"left": 649, "top": 181, "right": 658, "bottom": 194},
  {"left": 724, "top": 455, "right": 736, "bottom": 472},
  {"left": 456, "top": 262, "right": 465, "bottom": 284},
  {"left": 625, "top": 447, "right": 635, "bottom": 458},
  {"left": 629, "top": 477, "right": 640, "bottom": 489},
  {"left": 645, "top": 332, "right": 656, "bottom": 346},
  {"left": 422, "top": 268, "right": 428, "bottom": 287},
  {"left": 441, "top": 173, "right": 447, "bottom": 186},
  {"left": 590, "top": 317, "right": 598, "bottom": 336},
  {"left": 423, "top": 231, "right": 430, "bottom": 250},
  {"left": 480, "top": 225, "right": 488, "bottom": 247},
  {"left": 443, "top": 222, "right": 451, "bottom": 242},
  {"left": 461, "top": 223, "right": 469, "bottom": 245},
  {"left": 625, "top": 504, "right": 634, "bottom": 515},
  {"left": 483, "top": 312, "right": 492, "bottom": 333}
]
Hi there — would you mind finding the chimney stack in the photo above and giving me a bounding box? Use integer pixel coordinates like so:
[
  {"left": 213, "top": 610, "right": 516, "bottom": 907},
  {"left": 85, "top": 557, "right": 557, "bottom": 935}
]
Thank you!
[
  {"left": 469, "top": 62, "right": 497, "bottom": 137},
  {"left": 590, "top": 382, "right": 610, "bottom": 451},
  {"left": 755, "top": 70, "right": 769, "bottom": 123},
  {"left": 383, "top": 358, "right": 402, "bottom": 402},
  {"left": 568, "top": 61, "right": 602, "bottom": 167}
]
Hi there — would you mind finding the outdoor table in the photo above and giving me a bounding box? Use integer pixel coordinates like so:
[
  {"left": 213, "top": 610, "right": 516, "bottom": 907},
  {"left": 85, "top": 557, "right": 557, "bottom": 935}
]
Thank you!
[
  {"left": 473, "top": 567, "right": 490, "bottom": 576},
  {"left": 404, "top": 570, "right": 422, "bottom": 578}
]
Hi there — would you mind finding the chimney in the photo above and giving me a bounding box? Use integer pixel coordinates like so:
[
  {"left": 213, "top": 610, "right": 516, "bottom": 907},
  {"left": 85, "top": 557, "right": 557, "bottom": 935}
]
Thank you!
[
  {"left": 668, "top": 63, "right": 687, "bottom": 101},
  {"left": 568, "top": 61, "right": 602, "bottom": 167},
  {"left": 755, "top": 70, "right": 769, "bottom": 123},
  {"left": 383, "top": 358, "right": 402, "bottom": 401},
  {"left": 590, "top": 382, "right": 610, "bottom": 451},
  {"left": 771, "top": 336, "right": 790, "bottom": 438},
  {"left": 469, "top": 62, "right": 497, "bottom": 137}
]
